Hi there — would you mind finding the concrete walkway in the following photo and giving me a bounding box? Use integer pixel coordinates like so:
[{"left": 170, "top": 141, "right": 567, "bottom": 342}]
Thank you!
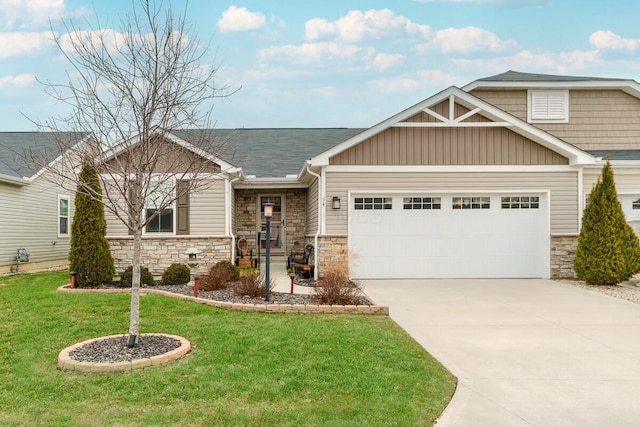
[{"left": 362, "top": 279, "right": 640, "bottom": 427}]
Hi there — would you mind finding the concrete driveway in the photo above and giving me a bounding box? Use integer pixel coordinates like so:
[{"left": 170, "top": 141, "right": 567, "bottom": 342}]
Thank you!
[{"left": 362, "top": 279, "right": 640, "bottom": 427}]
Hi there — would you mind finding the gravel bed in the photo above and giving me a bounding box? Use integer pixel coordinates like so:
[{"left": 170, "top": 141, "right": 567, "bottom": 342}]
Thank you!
[
  {"left": 558, "top": 279, "right": 640, "bottom": 304},
  {"left": 69, "top": 335, "right": 181, "bottom": 363}
]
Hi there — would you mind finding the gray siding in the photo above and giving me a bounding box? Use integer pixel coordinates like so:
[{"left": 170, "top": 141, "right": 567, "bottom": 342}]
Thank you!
[
  {"left": 306, "top": 178, "right": 319, "bottom": 236},
  {"left": 0, "top": 172, "right": 74, "bottom": 267},
  {"left": 324, "top": 171, "right": 578, "bottom": 236},
  {"left": 471, "top": 89, "right": 640, "bottom": 150},
  {"left": 329, "top": 126, "right": 568, "bottom": 166}
]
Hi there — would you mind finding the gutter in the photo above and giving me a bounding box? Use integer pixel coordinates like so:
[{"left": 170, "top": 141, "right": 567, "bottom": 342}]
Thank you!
[
  {"left": 226, "top": 173, "right": 242, "bottom": 263},
  {"left": 0, "top": 173, "right": 31, "bottom": 186},
  {"left": 306, "top": 161, "right": 321, "bottom": 280}
]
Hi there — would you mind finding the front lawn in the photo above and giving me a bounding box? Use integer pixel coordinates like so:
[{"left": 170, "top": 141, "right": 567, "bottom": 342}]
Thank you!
[{"left": 0, "top": 271, "right": 455, "bottom": 426}]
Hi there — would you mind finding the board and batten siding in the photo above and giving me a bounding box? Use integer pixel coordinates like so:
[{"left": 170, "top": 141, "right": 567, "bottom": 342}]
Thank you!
[
  {"left": 324, "top": 171, "right": 579, "bottom": 236},
  {"left": 471, "top": 89, "right": 640, "bottom": 150},
  {"left": 329, "top": 126, "right": 568, "bottom": 166},
  {"left": 104, "top": 178, "right": 226, "bottom": 236},
  {"left": 0, "top": 173, "right": 73, "bottom": 267},
  {"left": 306, "top": 178, "right": 319, "bottom": 236}
]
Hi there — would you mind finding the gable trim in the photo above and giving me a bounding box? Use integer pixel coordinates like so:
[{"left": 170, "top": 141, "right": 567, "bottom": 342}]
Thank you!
[{"left": 310, "top": 86, "right": 594, "bottom": 167}]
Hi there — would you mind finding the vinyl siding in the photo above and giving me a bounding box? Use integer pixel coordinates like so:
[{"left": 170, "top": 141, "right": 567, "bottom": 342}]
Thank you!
[
  {"left": 0, "top": 172, "right": 74, "bottom": 267},
  {"left": 190, "top": 179, "right": 225, "bottom": 236},
  {"left": 471, "top": 89, "right": 640, "bottom": 150},
  {"left": 306, "top": 178, "right": 319, "bottom": 235},
  {"left": 324, "top": 171, "right": 578, "bottom": 236},
  {"left": 329, "top": 126, "right": 568, "bottom": 166},
  {"left": 583, "top": 168, "right": 640, "bottom": 194}
]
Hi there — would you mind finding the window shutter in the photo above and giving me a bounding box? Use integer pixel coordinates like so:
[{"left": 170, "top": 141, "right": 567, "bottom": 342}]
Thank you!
[
  {"left": 530, "top": 91, "right": 568, "bottom": 121},
  {"left": 176, "top": 180, "right": 190, "bottom": 235}
]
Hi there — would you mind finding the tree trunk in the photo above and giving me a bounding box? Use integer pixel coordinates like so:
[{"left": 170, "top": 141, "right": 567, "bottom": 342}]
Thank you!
[{"left": 128, "top": 228, "right": 142, "bottom": 347}]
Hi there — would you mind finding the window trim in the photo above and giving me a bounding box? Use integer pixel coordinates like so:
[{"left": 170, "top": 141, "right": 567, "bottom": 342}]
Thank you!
[
  {"left": 58, "top": 195, "right": 70, "bottom": 237},
  {"left": 527, "top": 90, "right": 569, "bottom": 123},
  {"left": 142, "top": 177, "right": 176, "bottom": 236}
]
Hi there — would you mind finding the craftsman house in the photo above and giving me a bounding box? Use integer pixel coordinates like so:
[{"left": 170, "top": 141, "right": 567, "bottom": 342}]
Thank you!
[{"left": 4, "top": 71, "right": 640, "bottom": 279}]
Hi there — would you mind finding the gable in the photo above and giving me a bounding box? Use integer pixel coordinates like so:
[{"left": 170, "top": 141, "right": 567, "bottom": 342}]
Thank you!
[{"left": 329, "top": 126, "right": 568, "bottom": 166}]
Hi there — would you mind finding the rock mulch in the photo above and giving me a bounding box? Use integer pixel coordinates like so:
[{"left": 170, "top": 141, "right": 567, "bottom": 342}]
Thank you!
[
  {"left": 69, "top": 334, "right": 181, "bottom": 363},
  {"left": 559, "top": 278, "right": 640, "bottom": 304}
]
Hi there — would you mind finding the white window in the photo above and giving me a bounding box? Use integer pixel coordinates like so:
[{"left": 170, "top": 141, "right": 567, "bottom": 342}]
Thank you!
[
  {"left": 403, "top": 197, "right": 441, "bottom": 210},
  {"left": 145, "top": 179, "right": 175, "bottom": 233},
  {"left": 452, "top": 196, "right": 490, "bottom": 210},
  {"left": 528, "top": 90, "right": 569, "bottom": 123},
  {"left": 58, "top": 195, "right": 70, "bottom": 237},
  {"left": 354, "top": 197, "right": 392, "bottom": 210},
  {"left": 501, "top": 196, "right": 540, "bottom": 209}
]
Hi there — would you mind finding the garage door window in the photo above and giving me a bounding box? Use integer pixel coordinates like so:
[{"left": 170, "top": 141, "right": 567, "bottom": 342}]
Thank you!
[
  {"left": 633, "top": 198, "right": 640, "bottom": 209},
  {"left": 452, "top": 196, "right": 490, "bottom": 210},
  {"left": 354, "top": 197, "right": 392, "bottom": 210},
  {"left": 403, "top": 197, "right": 441, "bottom": 210},
  {"left": 501, "top": 196, "right": 540, "bottom": 209}
]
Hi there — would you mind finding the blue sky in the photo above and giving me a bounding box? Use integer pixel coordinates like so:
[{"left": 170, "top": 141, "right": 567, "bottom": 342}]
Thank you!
[{"left": 1, "top": 0, "right": 640, "bottom": 130}]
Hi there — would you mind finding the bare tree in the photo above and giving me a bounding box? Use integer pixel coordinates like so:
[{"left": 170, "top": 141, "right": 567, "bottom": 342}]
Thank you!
[{"left": 22, "top": 0, "right": 237, "bottom": 346}]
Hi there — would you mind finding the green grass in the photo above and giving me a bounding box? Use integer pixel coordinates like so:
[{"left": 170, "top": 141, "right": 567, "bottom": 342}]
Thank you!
[{"left": 0, "top": 271, "right": 455, "bottom": 427}]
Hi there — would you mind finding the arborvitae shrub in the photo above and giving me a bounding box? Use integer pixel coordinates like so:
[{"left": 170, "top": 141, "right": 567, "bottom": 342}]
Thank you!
[
  {"left": 120, "top": 266, "right": 155, "bottom": 287},
  {"left": 69, "top": 160, "right": 115, "bottom": 287},
  {"left": 574, "top": 159, "right": 637, "bottom": 285},
  {"left": 161, "top": 263, "right": 191, "bottom": 285}
]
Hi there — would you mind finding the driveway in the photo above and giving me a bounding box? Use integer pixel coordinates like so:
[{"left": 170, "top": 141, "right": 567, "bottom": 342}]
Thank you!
[{"left": 363, "top": 279, "right": 640, "bottom": 427}]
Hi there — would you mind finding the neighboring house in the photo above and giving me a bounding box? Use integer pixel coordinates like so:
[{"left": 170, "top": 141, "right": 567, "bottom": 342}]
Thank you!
[
  {"left": 6, "top": 70, "right": 640, "bottom": 280},
  {"left": 0, "top": 133, "right": 85, "bottom": 274}
]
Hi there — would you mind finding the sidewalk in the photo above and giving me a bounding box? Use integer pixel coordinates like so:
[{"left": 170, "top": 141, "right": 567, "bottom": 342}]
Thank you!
[{"left": 258, "top": 258, "right": 312, "bottom": 295}]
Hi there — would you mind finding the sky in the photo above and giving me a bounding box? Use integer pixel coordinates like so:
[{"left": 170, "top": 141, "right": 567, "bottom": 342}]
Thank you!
[{"left": 1, "top": 0, "right": 640, "bottom": 130}]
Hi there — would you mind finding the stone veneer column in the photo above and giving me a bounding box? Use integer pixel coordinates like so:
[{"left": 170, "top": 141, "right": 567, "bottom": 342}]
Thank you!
[
  {"left": 550, "top": 235, "right": 578, "bottom": 279},
  {"left": 317, "top": 236, "right": 349, "bottom": 278},
  {"left": 109, "top": 237, "right": 231, "bottom": 277}
]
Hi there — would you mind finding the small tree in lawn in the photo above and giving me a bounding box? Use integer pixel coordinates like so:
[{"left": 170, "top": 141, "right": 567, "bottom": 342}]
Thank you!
[
  {"left": 574, "top": 159, "right": 640, "bottom": 285},
  {"left": 69, "top": 160, "right": 115, "bottom": 287}
]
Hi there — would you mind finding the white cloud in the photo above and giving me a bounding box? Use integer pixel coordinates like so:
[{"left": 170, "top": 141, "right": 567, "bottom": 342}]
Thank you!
[
  {"left": 368, "top": 76, "right": 424, "bottom": 94},
  {"left": 0, "top": 0, "right": 82, "bottom": 30},
  {"left": 0, "top": 74, "right": 36, "bottom": 88},
  {"left": 0, "top": 32, "right": 51, "bottom": 58},
  {"left": 370, "top": 53, "right": 404, "bottom": 72},
  {"left": 452, "top": 49, "right": 600, "bottom": 75},
  {"left": 217, "top": 6, "right": 266, "bottom": 33},
  {"left": 59, "top": 29, "right": 129, "bottom": 55},
  {"left": 416, "top": 69, "right": 461, "bottom": 87},
  {"left": 589, "top": 30, "right": 640, "bottom": 52},
  {"left": 415, "top": 27, "right": 517, "bottom": 54},
  {"left": 305, "top": 9, "right": 430, "bottom": 43},
  {"left": 413, "top": 0, "right": 546, "bottom": 4},
  {"left": 259, "top": 42, "right": 374, "bottom": 66}
]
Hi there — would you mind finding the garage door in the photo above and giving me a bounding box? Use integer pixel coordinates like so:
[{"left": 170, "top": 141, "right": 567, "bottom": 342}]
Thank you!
[{"left": 349, "top": 193, "right": 549, "bottom": 279}]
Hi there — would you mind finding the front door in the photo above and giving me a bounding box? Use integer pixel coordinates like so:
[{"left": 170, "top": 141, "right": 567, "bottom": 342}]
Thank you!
[{"left": 258, "top": 195, "right": 285, "bottom": 255}]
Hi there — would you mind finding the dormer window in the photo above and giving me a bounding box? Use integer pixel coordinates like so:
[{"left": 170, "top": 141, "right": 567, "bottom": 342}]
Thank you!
[{"left": 528, "top": 90, "right": 569, "bottom": 123}]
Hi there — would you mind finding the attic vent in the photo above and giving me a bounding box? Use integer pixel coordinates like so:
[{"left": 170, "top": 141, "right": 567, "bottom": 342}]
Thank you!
[{"left": 528, "top": 90, "right": 569, "bottom": 123}]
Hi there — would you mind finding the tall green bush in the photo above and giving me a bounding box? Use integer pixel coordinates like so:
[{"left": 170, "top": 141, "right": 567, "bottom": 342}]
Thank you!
[
  {"left": 574, "top": 159, "right": 640, "bottom": 285},
  {"left": 69, "top": 160, "right": 115, "bottom": 287}
]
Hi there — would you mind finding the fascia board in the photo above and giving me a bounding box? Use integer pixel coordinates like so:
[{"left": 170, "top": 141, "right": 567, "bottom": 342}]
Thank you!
[
  {"left": 0, "top": 173, "right": 31, "bottom": 186},
  {"left": 163, "top": 132, "right": 240, "bottom": 173},
  {"left": 30, "top": 133, "right": 95, "bottom": 181},
  {"left": 463, "top": 79, "right": 640, "bottom": 98}
]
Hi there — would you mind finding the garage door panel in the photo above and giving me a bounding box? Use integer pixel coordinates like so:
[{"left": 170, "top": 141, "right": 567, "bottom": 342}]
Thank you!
[{"left": 350, "top": 194, "right": 548, "bottom": 279}]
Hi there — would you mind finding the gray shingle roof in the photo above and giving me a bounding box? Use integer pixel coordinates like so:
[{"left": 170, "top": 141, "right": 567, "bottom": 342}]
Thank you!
[
  {"left": 172, "top": 128, "right": 366, "bottom": 177},
  {"left": 587, "top": 150, "right": 640, "bottom": 161},
  {"left": 0, "top": 132, "right": 86, "bottom": 179},
  {"left": 478, "top": 70, "right": 628, "bottom": 83}
]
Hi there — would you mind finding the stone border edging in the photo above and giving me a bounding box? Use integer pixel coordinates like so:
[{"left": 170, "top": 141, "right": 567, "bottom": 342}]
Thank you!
[
  {"left": 57, "top": 285, "right": 389, "bottom": 315},
  {"left": 57, "top": 333, "right": 191, "bottom": 373}
]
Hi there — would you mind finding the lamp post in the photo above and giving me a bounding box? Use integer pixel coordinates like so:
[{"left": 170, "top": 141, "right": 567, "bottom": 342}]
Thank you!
[{"left": 264, "top": 202, "right": 273, "bottom": 301}]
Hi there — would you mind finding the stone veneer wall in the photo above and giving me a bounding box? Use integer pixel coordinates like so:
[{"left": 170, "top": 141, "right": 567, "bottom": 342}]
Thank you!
[
  {"left": 317, "top": 236, "right": 348, "bottom": 278},
  {"left": 109, "top": 237, "right": 231, "bottom": 278},
  {"left": 234, "top": 189, "right": 308, "bottom": 256},
  {"left": 550, "top": 235, "right": 578, "bottom": 279}
]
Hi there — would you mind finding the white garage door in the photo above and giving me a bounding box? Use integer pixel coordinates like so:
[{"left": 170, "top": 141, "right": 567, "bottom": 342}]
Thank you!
[{"left": 349, "top": 193, "right": 549, "bottom": 279}]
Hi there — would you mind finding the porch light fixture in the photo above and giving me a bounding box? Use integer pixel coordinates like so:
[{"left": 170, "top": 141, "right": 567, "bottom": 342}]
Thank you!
[
  {"left": 332, "top": 196, "right": 341, "bottom": 209},
  {"left": 264, "top": 202, "right": 273, "bottom": 301}
]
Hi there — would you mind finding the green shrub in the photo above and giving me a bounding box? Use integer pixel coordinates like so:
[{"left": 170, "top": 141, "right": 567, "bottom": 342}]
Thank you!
[
  {"left": 574, "top": 159, "right": 640, "bottom": 285},
  {"left": 215, "top": 260, "right": 239, "bottom": 281},
  {"left": 69, "top": 160, "right": 115, "bottom": 287},
  {"left": 239, "top": 267, "right": 261, "bottom": 277},
  {"left": 161, "top": 263, "right": 191, "bottom": 285},
  {"left": 120, "top": 265, "right": 155, "bottom": 287}
]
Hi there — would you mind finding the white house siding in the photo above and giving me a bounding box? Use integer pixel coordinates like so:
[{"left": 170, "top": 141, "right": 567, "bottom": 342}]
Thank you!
[
  {"left": 0, "top": 173, "right": 74, "bottom": 272},
  {"left": 324, "top": 170, "right": 579, "bottom": 236},
  {"left": 306, "top": 178, "right": 319, "bottom": 236},
  {"left": 190, "top": 179, "right": 225, "bottom": 236}
]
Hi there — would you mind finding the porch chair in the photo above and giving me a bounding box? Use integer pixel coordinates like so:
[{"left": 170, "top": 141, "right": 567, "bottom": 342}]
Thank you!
[{"left": 289, "top": 244, "right": 314, "bottom": 278}]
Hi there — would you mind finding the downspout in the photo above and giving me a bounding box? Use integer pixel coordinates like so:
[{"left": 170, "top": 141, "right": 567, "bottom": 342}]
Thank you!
[
  {"left": 306, "top": 162, "right": 322, "bottom": 280},
  {"left": 226, "top": 175, "right": 241, "bottom": 263}
]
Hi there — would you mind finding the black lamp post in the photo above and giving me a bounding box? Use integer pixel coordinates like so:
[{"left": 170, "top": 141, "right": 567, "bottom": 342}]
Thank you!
[{"left": 264, "top": 202, "right": 273, "bottom": 301}]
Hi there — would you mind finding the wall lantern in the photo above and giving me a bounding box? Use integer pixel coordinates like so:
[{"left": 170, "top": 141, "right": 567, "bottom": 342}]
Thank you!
[{"left": 332, "top": 196, "right": 341, "bottom": 209}]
